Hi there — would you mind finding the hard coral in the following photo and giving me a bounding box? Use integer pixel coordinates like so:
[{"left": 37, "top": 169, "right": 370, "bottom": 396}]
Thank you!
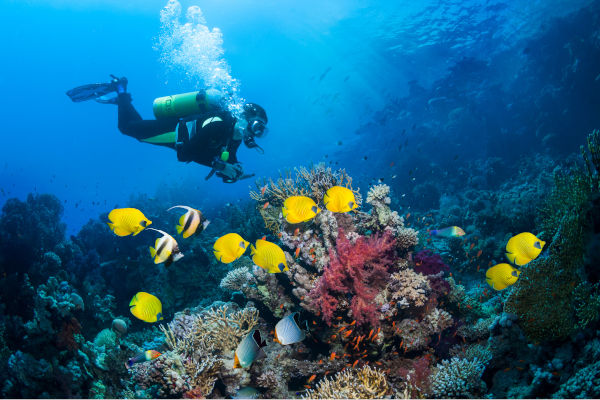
[
  {"left": 303, "top": 365, "right": 389, "bottom": 399},
  {"left": 430, "top": 357, "right": 486, "bottom": 399},
  {"left": 308, "top": 229, "right": 396, "bottom": 326}
]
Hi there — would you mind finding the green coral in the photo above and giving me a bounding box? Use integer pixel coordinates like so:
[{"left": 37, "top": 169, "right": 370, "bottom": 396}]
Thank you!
[
  {"left": 506, "top": 130, "right": 600, "bottom": 343},
  {"left": 573, "top": 282, "right": 600, "bottom": 328}
]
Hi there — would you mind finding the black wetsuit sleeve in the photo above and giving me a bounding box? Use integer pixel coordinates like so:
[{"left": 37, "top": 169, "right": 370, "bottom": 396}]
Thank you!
[
  {"left": 117, "top": 94, "right": 178, "bottom": 148},
  {"left": 228, "top": 139, "right": 242, "bottom": 163}
]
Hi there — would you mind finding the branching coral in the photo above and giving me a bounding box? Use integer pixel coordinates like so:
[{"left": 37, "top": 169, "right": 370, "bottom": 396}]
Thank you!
[
  {"left": 303, "top": 365, "right": 389, "bottom": 399},
  {"left": 219, "top": 266, "right": 255, "bottom": 292},
  {"left": 386, "top": 268, "right": 431, "bottom": 309},
  {"left": 429, "top": 357, "right": 486, "bottom": 399},
  {"left": 308, "top": 229, "right": 396, "bottom": 326},
  {"left": 250, "top": 164, "right": 359, "bottom": 233},
  {"left": 162, "top": 304, "right": 259, "bottom": 355}
]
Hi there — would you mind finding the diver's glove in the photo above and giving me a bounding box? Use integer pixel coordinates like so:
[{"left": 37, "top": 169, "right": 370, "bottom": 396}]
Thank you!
[
  {"left": 207, "top": 159, "right": 243, "bottom": 183},
  {"left": 216, "top": 162, "right": 244, "bottom": 183}
]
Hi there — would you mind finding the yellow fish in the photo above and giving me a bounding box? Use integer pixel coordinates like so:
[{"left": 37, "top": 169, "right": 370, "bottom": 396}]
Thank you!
[
  {"left": 282, "top": 196, "right": 321, "bottom": 224},
  {"left": 107, "top": 208, "right": 151, "bottom": 236},
  {"left": 323, "top": 186, "right": 358, "bottom": 213},
  {"left": 168, "top": 205, "right": 210, "bottom": 239},
  {"left": 486, "top": 263, "right": 520, "bottom": 290},
  {"left": 213, "top": 233, "right": 249, "bottom": 263},
  {"left": 506, "top": 232, "right": 545, "bottom": 266},
  {"left": 129, "top": 292, "right": 163, "bottom": 323},
  {"left": 147, "top": 228, "right": 184, "bottom": 266},
  {"left": 250, "top": 239, "right": 288, "bottom": 273}
]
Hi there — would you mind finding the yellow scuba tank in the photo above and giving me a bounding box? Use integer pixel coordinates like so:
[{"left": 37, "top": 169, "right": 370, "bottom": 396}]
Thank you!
[{"left": 153, "top": 91, "right": 207, "bottom": 119}]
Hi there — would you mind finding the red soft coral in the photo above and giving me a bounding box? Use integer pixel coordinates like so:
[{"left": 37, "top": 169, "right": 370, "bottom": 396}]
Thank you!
[{"left": 309, "top": 228, "right": 396, "bottom": 326}]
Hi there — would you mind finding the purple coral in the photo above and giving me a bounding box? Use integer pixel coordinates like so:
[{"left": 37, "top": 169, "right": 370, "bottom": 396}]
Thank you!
[{"left": 413, "top": 250, "right": 450, "bottom": 276}]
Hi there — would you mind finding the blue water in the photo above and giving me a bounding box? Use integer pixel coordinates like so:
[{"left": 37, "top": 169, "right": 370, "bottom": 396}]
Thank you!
[{"left": 0, "top": 0, "right": 589, "bottom": 235}]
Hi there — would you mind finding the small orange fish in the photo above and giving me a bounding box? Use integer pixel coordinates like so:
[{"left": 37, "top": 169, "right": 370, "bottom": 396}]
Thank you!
[
  {"left": 476, "top": 265, "right": 480, "bottom": 272},
  {"left": 324, "top": 371, "right": 330, "bottom": 376},
  {"left": 338, "top": 326, "right": 346, "bottom": 333},
  {"left": 294, "top": 228, "right": 300, "bottom": 236},
  {"left": 318, "top": 359, "right": 323, "bottom": 364},
  {"left": 261, "top": 235, "right": 267, "bottom": 240},
  {"left": 336, "top": 316, "right": 343, "bottom": 320},
  {"left": 352, "top": 360, "right": 359, "bottom": 368},
  {"left": 304, "top": 385, "right": 312, "bottom": 389},
  {"left": 469, "top": 243, "right": 475, "bottom": 250},
  {"left": 330, "top": 352, "right": 336, "bottom": 360},
  {"left": 406, "top": 213, "right": 411, "bottom": 218},
  {"left": 263, "top": 202, "right": 270, "bottom": 209},
  {"left": 279, "top": 304, "right": 284, "bottom": 309},
  {"left": 307, "top": 374, "right": 317, "bottom": 383},
  {"left": 331, "top": 334, "right": 337, "bottom": 339},
  {"left": 309, "top": 248, "right": 315, "bottom": 255},
  {"left": 476, "top": 250, "right": 482, "bottom": 258},
  {"left": 349, "top": 320, "right": 356, "bottom": 326},
  {"left": 367, "top": 329, "right": 374, "bottom": 339},
  {"left": 260, "top": 185, "right": 267, "bottom": 195},
  {"left": 295, "top": 248, "right": 301, "bottom": 258},
  {"left": 345, "top": 330, "right": 353, "bottom": 337},
  {"left": 277, "top": 232, "right": 282, "bottom": 238}
]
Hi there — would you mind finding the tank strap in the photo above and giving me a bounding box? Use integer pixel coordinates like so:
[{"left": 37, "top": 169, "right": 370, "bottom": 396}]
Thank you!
[{"left": 141, "top": 131, "right": 176, "bottom": 144}]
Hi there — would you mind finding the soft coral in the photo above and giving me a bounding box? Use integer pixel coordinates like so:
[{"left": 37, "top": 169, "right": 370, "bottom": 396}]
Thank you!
[{"left": 309, "top": 228, "right": 396, "bottom": 326}]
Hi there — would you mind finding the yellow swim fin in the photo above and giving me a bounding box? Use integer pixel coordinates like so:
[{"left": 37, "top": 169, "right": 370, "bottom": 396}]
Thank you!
[
  {"left": 150, "top": 246, "right": 157, "bottom": 258},
  {"left": 176, "top": 224, "right": 184, "bottom": 235}
]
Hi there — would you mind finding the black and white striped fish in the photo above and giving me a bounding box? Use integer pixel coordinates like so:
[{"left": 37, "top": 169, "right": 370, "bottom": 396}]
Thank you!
[
  {"left": 168, "top": 205, "right": 210, "bottom": 238},
  {"left": 147, "top": 228, "right": 184, "bottom": 266}
]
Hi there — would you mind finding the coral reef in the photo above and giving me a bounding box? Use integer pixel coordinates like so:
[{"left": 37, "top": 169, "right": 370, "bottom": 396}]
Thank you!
[{"left": 303, "top": 365, "right": 389, "bottom": 399}]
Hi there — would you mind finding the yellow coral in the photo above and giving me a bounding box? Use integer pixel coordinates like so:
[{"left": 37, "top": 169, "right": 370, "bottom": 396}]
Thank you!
[{"left": 303, "top": 366, "right": 389, "bottom": 399}]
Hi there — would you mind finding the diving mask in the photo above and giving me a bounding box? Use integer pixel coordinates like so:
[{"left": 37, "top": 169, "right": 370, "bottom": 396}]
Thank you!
[{"left": 248, "top": 119, "right": 268, "bottom": 138}]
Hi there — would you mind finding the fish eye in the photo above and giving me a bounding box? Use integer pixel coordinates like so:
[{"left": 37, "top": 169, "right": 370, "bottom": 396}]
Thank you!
[
  {"left": 140, "top": 220, "right": 148, "bottom": 227},
  {"left": 278, "top": 263, "right": 285, "bottom": 272}
]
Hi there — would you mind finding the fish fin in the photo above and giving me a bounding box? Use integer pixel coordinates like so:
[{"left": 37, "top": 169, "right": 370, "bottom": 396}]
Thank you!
[
  {"left": 176, "top": 224, "right": 184, "bottom": 235},
  {"left": 107, "top": 222, "right": 115, "bottom": 231},
  {"left": 250, "top": 244, "right": 256, "bottom": 255},
  {"left": 233, "top": 353, "right": 241, "bottom": 369},
  {"left": 202, "top": 220, "right": 211, "bottom": 229},
  {"left": 167, "top": 205, "right": 191, "bottom": 212},
  {"left": 149, "top": 247, "right": 156, "bottom": 258}
]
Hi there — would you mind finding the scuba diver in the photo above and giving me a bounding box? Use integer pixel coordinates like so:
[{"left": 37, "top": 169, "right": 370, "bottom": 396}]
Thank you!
[{"left": 66, "top": 75, "right": 268, "bottom": 183}]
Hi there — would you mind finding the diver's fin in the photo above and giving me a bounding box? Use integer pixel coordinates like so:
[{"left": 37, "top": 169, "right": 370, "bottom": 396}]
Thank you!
[
  {"left": 66, "top": 82, "right": 117, "bottom": 102},
  {"left": 66, "top": 75, "right": 126, "bottom": 102}
]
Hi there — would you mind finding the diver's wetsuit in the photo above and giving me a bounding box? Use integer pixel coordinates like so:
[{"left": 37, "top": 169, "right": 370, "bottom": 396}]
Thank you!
[{"left": 117, "top": 93, "right": 241, "bottom": 168}]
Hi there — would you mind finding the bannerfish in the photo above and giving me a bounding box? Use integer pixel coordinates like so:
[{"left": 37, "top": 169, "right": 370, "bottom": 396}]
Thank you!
[
  {"left": 129, "top": 292, "right": 163, "bottom": 323},
  {"left": 147, "top": 228, "right": 184, "bottom": 266},
  {"left": 429, "top": 226, "right": 466, "bottom": 238},
  {"left": 125, "top": 350, "right": 162, "bottom": 368},
  {"left": 274, "top": 312, "right": 308, "bottom": 345},
  {"left": 214, "top": 233, "right": 249, "bottom": 263},
  {"left": 506, "top": 232, "right": 545, "bottom": 266},
  {"left": 282, "top": 196, "right": 321, "bottom": 224},
  {"left": 107, "top": 208, "right": 151, "bottom": 236},
  {"left": 486, "top": 263, "right": 520, "bottom": 290},
  {"left": 251, "top": 239, "right": 288, "bottom": 273},
  {"left": 168, "top": 205, "right": 210, "bottom": 238},
  {"left": 234, "top": 330, "right": 267, "bottom": 368},
  {"left": 323, "top": 186, "right": 358, "bottom": 213}
]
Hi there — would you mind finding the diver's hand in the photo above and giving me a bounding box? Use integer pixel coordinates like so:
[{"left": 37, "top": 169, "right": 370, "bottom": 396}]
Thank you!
[{"left": 216, "top": 162, "right": 243, "bottom": 183}]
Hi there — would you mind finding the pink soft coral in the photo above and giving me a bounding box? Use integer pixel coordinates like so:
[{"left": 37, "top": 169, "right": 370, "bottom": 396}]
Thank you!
[{"left": 308, "top": 228, "right": 396, "bottom": 326}]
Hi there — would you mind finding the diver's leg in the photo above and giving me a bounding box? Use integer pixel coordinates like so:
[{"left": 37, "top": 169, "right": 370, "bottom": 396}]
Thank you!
[{"left": 117, "top": 94, "right": 178, "bottom": 148}]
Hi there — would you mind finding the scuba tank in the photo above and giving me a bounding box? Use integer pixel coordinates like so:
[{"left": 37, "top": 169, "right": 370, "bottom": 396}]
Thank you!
[{"left": 153, "top": 91, "right": 207, "bottom": 119}]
